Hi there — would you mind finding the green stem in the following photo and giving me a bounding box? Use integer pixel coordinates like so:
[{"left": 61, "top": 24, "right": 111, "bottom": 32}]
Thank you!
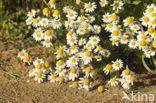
[
  {"left": 42, "top": 0, "right": 50, "bottom": 9},
  {"left": 152, "top": 56, "right": 156, "bottom": 67},
  {"left": 142, "top": 55, "right": 156, "bottom": 75}
]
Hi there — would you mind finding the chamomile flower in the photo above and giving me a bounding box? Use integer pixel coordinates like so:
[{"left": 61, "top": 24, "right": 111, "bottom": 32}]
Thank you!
[
  {"left": 67, "top": 36, "right": 78, "bottom": 46},
  {"left": 23, "top": 54, "right": 31, "bottom": 65},
  {"left": 51, "top": 19, "right": 62, "bottom": 29},
  {"left": 27, "top": 9, "right": 36, "bottom": 17},
  {"left": 102, "top": 13, "right": 111, "bottom": 23},
  {"left": 69, "top": 45, "right": 78, "bottom": 54},
  {"left": 108, "top": 77, "right": 119, "bottom": 86},
  {"left": 34, "top": 32, "right": 44, "bottom": 41},
  {"left": 40, "top": 18, "right": 49, "bottom": 27},
  {"left": 33, "top": 17, "right": 40, "bottom": 27},
  {"left": 89, "top": 36, "right": 100, "bottom": 45},
  {"left": 121, "top": 66, "right": 134, "bottom": 79},
  {"left": 69, "top": 67, "right": 79, "bottom": 81},
  {"left": 144, "top": 50, "right": 155, "bottom": 58},
  {"left": 56, "top": 60, "right": 66, "bottom": 68},
  {"left": 146, "top": 4, "right": 156, "bottom": 14},
  {"left": 32, "top": 28, "right": 43, "bottom": 38},
  {"left": 63, "top": 6, "right": 71, "bottom": 13},
  {"left": 130, "top": 24, "right": 140, "bottom": 33},
  {"left": 120, "top": 78, "right": 130, "bottom": 89},
  {"left": 94, "top": 45, "right": 103, "bottom": 54},
  {"left": 128, "top": 39, "right": 138, "bottom": 49},
  {"left": 111, "top": 1, "right": 123, "bottom": 10},
  {"left": 44, "top": 61, "right": 52, "bottom": 71},
  {"left": 33, "top": 58, "right": 44, "bottom": 66},
  {"left": 79, "top": 38, "right": 86, "bottom": 46},
  {"left": 79, "top": 78, "right": 92, "bottom": 91},
  {"left": 66, "top": 10, "right": 78, "bottom": 20},
  {"left": 110, "top": 37, "right": 119, "bottom": 46},
  {"left": 76, "top": 0, "right": 81, "bottom": 5},
  {"left": 44, "top": 30, "right": 53, "bottom": 40},
  {"left": 48, "top": 0, "right": 56, "bottom": 9},
  {"left": 42, "top": 39, "right": 52, "bottom": 48},
  {"left": 81, "top": 51, "right": 93, "bottom": 65},
  {"left": 81, "top": 22, "right": 92, "bottom": 31},
  {"left": 110, "top": 13, "right": 119, "bottom": 24},
  {"left": 93, "top": 25, "right": 101, "bottom": 34},
  {"left": 69, "top": 82, "right": 80, "bottom": 89},
  {"left": 94, "top": 55, "right": 102, "bottom": 61},
  {"left": 84, "top": 2, "right": 96, "bottom": 13},
  {"left": 43, "top": 8, "right": 49, "bottom": 16},
  {"left": 77, "top": 16, "right": 87, "bottom": 23},
  {"left": 102, "top": 49, "right": 111, "bottom": 58},
  {"left": 53, "top": 10, "right": 60, "bottom": 18},
  {"left": 105, "top": 23, "right": 117, "bottom": 32},
  {"left": 76, "top": 27, "right": 86, "bottom": 35},
  {"left": 120, "top": 35, "right": 129, "bottom": 44},
  {"left": 17, "top": 49, "right": 27, "bottom": 60},
  {"left": 58, "top": 76, "right": 65, "bottom": 83},
  {"left": 65, "top": 20, "right": 74, "bottom": 29},
  {"left": 48, "top": 74, "right": 57, "bottom": 83},
  {"left": 66, "top": 56, "right": 79, "bottom": 67},
  {"left": 128, "top": 75, "right": 136, "bottom": 85},
  {"left": 149, "top": 19, "right": 156, "bottom": 28},
  {"left": 99, "top": 0, "right": 108, "bottom": 7},
  {"left": 140, "top": 15, "right": 150, "bottom": 26},
  {"left": 123, "top": 16, "right": 134, "bottom": 27},
  {"left": 88, "top": 16, "right": 95, "bottom": 23},
  {"left": 103, "top": 64, "right": 112, "bottom": 75},
  {"left": 83, "top": 65, "right": 94, "bottom": 78},
  {"left": 26, "top": 18, "right": 33, "bottom": 25},
  {"left": 112, "top": 59, "right": 123, "bottom": 70},
  {"left": 29, "top": 69, "right": 35, "bottom": 77},
  {"left": 34, "top": 73, "right": 45, "bottom": 83}
]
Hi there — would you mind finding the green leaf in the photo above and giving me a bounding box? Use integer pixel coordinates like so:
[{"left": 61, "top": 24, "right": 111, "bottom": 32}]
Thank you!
[
  {"left": 132, "top": 0, "right": 142, "bottom": 5},
  {"left": 137, "top": 88, "right": 156, "bottom": 94}
]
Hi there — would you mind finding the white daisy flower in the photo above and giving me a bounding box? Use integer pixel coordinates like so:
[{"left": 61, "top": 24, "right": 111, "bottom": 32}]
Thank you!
[
  {"left": 102, "top": 13, "right": 111, "bottom": 23},
  {"left": 29, "top": 69, "right": 35, "bottom": 77},
  {"left": 40, "top": 18, "right": 49, "bottom": 27},
  {"left": 108, "top": 77, "right": 119, "bottom": 86},
  {"left": 53, "top": 10, "right": 60, "bottom": 19},
  {"left": 66, "top": 10, "right": 78, "bottom": 20},
  {"left": 51, "top": 19, "right": 62, "bottom": 29},
  {"left": 56, "top": 60, "right": 66, "bottom": 68},
  {"left": 23, "top": 54, "right": 31, "bottom": 65},
  {"left": 48, "top": 74, "right": 57, "bottom": 83},
  {"left": 66, "top": 56, "right": 79, "bottom": 67},
  {"left": 88, "top": 16, "right": 95, "bottom": 23},
  {"left": 76, "top": 27, "right": 86, "bottom": 35},
  {"left": 111, "top": 1, "right": 123, "bottom": 10},
  {"left": 102, "top": 49, "right": 111, "bottom": 58},
  {"left": 32, "top": 17, "right": 40, "bottom": 27},
  {"left": 99, "top": 0, "right": 108, "bottom": 7},
  {"left": 93, "top": 25, "right": 101, "bottom": 34},
  {"left": 43, "top": 8, "right": 49, "bottom": 16},
  {"left": 120, "top": 35, "right": 129, "bottom": 44},
  {"left": 67, "top": 36, "right": 78, "bottom": 46},
  {"left": 69, "top": 67, "right": 79, "bottom": 81},
  {"left": 27, "top": 9, "right": 36, "bottom": 17},
  {"left": 17, "top": 49, "right": 27, "bottom": 60},
  {"left": 77, "top": 15, "right": 87, "bottom": 23},
  {"left": 48, "top": 0, "right": 56, "bottom": 9},
  {"left": 34, "top": 73, "right": 45, "bottom": 83},
  {"left": 79, "top": 38, "right": 86, "bottom": 46},
  {"left": 94, "top": 45, "right": 103, "bottom": 54},
  {"left": 110, "top": 13, "right": 119, "bottom": 24},
  {"left": 44, "top": 30, "right": 53, "bottom": 40},
  {"left": 128, "top": 39, "right": 138, "bottom": 49},
  {"left": 69, "top": 45, "right": 78, "bottom": 54},
  {"left": 34, "top": 32, "right": 44, "bottom": 41},
  {"left": 81, "top": 51, "right": 93, "bottom": 65},
  {"left": 94, "top": 55, "right": 102, "bottom": 61},
  {"left": 123, "top": 17, "right": 134, "bottom": 27},
  {"left": 112, "top": 59, "right": 123, "bottom": 70},
  {"left": 42, "top": 39, "right": 52, "bottom": 48},
  {"left": 89, "top": 36, "right": 100, "bottom": 45},
  {"left": 121, "top": 66, "right": 134, "bottom": 79},
  {"left": 33, "top": 58, "right": 44, "bottom": 66},
  {"left": 120, "top": 78, "right": 131, "bottom": 89},
  {"left": 63, "top": 6, "right": 71, "bottom": 13},
  {"left": 103, "top": 64, "right": 113, "bottom": 75},
  {"left": 69, "top": 82, "right": 80, "bottom": 89},
  {"left": 83, "top": 65, "right": 94, "bottom": 78},
  {"left": 84, "top": 2, "right": 96, "bottom": 13},
  {"left": 79, "top": 78, "right": 92, "bottom": 91},
  {"left": 26, "top": 17, "right": 33, "bottom": 25},
  {"left": 130, "top": 24, "right": 140, "bottom": 33}
]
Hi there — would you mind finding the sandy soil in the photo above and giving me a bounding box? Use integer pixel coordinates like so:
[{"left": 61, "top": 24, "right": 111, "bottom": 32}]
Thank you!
[{"left": 0, "top": 39, "right": 156, "bottom": 103}]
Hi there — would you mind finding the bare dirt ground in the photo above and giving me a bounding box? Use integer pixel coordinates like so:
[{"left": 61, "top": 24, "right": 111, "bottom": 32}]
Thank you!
[{"left": 0, "top": 38, "right": 156, "bottom": 103}]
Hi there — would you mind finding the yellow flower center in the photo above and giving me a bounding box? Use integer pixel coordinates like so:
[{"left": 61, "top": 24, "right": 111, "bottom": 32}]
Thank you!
[
  {"left": 45, "top": 39, "right": 50, "bottom": 44},
  {"left": 86, "top": 67, "right": 91, "bottom": 73},
  {"left": 111, "top": 15, "right": 117, "bottom": 21},
  {"left": 121, "top": 37, "right": 126, "bottom": 41},
  {"left": 104, "top": 16, "right": 109, "bottom": 20},
  {"left": 58, "top": 76, "right": 64, "bottom": 82},
  {"left": 139, "top": 40, "right": 146, "bottom": 46},
  {"left": 101, "top": 1, "right": 105, "bottom": 5},
  {"left": 83, "top": 24, "right": 89, "bottom": 29},
  {"left": 94, "top": 27, "right": 98, "bottom": 31},
  {"left": 83, "top": 78, "right": 90, "bottom": 85},
  {"left": 57, "top": 60, "right": 63, "bottom": 66},
  {"left": 114, "top": 2, "right": 119, "bottom": 7},
  {"left": 70, "top": 45, "right": 75, "bottom": 50},
  {"left": 57, "top": 50, "right": 63, "bottom": 56},
  {"left": 24, "top": 55, "right": 30, "bottom": 61},
  {"left": 124, "top": 69, "right": 130, "bottom": 75},
  {"left": 92, "top": 38, "right": 97, "bottom": 42},
  {"left": 71, "top": 58, "right": 76, "bottom": 63},
  {"left": 80, "top": 40, "right": 84, "bottom": 44},
  {"left": 130, "top": 76, "right": 135, "bottom": 81},
  {"left": 151, "top": 19, "right": 156, "bottom": 25},
  {"left": 72, "top": 82, "right": 78, "bottom": 88},
  {"left": 45, "top": 30, "right": 51, "bottom": 36},
  {"left": 36, "top": 64, "right": 42, "bottom": 69},
  {"left": 126, "top": 17, "right": 132, "bottom": 24},
  {"left": 153, "top": 40, "right": 156, "bottom": 47},
  {"left": 70, "top": 38, "right": 75, "bottom": 42},
  {"left": 28, "top": 19, "right": 32, "bottom": 23},
  {"left": 151, "top": 13, "right": 156, "bottom": 18},
  {"left": 19, "top": 52, "right": 24, "bottom": 56},
  {"left": 143, "top": 16, "right": 149, "bottom": 22},
  {"left": 50, "top": 0, "right": 56, "bottom": 4},
  {"left": 147, "top": 27, "right": 154, "bottom": 34},
  {"left": 112, "top": 39, "right": 117, "bottom": 43},
  {"left": 108, "top": 24, "right": 113, "bottom": 28},
  {"left": 54, "top": 10, "right": 60, "bottom": 15},
  {"left": 131, "top": 41, "right": 136, "bottom": 46},
  {"left": 51, "top": 75, "right": 56, "bottom": 80},
  {"left": 148, "top": 8, "right": 154, "bottom": 13},
  {"left": 70, "top": 67, "right": 76, "bottom": 73},
  {"left": 80, "top": 18, "right": 85, "bottom": 22},
  {"left": 115, "top": 62, "right": 120, "bottom": 67},
  {"left": 34, "top": 19, "right": 39, "bottom": 24},
  {"left": 106, "top": 64, "right": 112, "bottom": 71},
  {"left": 98, "top": 86, "right": 104, "bottom": 92},
  {"left": 29, "top": 69, "right": 34, "bottom": 73},
  {"left": 54, "top": 21, "right": 59, "bottom": 25},
  {"left": 42, "top": 20, "right": 46, "bottom": 24},
  {"left": 36, "top": 73, "right": 42, "bottom": 79},
  {"left": 69, "top": 13, "right": 74, "bottom": 17},
  {"left": 67, "top": 31, "right": 73, "bottom": 36},
  {"left": 112, "top": 30, "right": 118, "bottom": 36},
  {"left": 97, "top": 46, "right": 102, "bottom": 51},
  {"left": 85, "top": 51, "right": 91, "bottom": 57},
  {"left": 87, "top": 4, "right": 92, "bottom": 9},
  {"left": 30, "top": 12, "right": 33, "bottom": 15},
  {"left": 111, "top": 78, "right": 116, "bottom": 82},
  {"left": 57, "top": 68, "right": 62, "bottom": 73},
  {"left": 44, "top": 61, "right": 50, "bottom": 68},
  {"left": 37, "top": 33, "right": 41, "bottom": 38},
  {"left": 43, "top": 8, "right": 49, "bottom": 14}
]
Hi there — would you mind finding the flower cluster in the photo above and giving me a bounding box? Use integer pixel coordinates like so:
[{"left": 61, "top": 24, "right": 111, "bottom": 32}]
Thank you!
[
  {"left": 20, "top": 0, "right": 141, "bottom": 91},
  {"left": 103, "top": 59, "right": 136, "bottom": 89},
  {"left": 104, "top": 4, "right": 156, "bottom": 58}
]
